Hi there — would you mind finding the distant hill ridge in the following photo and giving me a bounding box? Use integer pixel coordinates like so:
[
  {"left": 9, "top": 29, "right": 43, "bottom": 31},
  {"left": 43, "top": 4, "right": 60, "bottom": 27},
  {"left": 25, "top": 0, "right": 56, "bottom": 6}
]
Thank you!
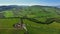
[{"left": 0, "top": 5, "right": 60, "bottom": 18}]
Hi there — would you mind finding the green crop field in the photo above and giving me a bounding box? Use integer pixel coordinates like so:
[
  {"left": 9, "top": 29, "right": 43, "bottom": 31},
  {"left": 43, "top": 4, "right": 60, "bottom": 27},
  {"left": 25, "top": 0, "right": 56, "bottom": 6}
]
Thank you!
[
  {"left": 0, "top": 18, "right": 60, "bottom": 34},
  {"left": 0, "top": 18, "right": 24, "bottom": 34}
]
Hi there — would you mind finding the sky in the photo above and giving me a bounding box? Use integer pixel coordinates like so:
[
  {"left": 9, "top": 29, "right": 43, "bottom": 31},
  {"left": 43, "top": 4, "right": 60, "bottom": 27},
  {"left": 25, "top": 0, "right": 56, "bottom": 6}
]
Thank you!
[{"left": 0, "top": 0, "right": 60, "bottom": 6}]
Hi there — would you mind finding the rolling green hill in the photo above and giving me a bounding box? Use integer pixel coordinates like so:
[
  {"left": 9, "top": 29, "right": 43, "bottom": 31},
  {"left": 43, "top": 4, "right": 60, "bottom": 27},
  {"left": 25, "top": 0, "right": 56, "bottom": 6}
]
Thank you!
[{"left": 0, "top": 5, "right": 60, "bottom": 34}]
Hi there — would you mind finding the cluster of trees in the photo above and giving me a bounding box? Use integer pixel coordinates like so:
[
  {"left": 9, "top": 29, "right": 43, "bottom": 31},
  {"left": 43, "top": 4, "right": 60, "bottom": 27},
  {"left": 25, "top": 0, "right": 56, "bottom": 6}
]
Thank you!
[{"left": 26, "top": 18, "right": 60, "bottom": 24}]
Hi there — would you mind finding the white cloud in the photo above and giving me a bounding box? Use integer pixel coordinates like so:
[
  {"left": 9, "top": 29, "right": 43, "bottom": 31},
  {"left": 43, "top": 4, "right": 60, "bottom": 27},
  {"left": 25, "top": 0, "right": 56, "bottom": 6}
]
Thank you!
[{"left": 0, "top": 3, "right": 48, "bottom": 6}]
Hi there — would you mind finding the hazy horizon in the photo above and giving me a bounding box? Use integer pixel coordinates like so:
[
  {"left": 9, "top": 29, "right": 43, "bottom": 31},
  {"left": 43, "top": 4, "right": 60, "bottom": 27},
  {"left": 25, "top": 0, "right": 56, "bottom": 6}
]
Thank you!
[{"left": 0, "top": 0, "right": 60, "bottom": 6}]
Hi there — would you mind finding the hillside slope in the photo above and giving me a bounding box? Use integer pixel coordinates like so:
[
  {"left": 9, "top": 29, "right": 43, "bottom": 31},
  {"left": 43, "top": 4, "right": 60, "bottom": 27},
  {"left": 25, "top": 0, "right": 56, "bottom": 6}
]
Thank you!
[{"left": 0, "top": 5, "right": 60, "bottom": 34}]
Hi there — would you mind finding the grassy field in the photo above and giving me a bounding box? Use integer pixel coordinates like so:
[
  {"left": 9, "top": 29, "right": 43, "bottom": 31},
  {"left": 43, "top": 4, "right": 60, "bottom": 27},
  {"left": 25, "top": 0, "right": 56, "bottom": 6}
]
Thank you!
[
  {"left": 0, "top": 5, "right": 60, "bottom": 34},
  {"left": 0, "top": 18, "right": 24, "bottom": 34},
  {"left": 0, "top": 18, "right": 60, "bottom": 34}
]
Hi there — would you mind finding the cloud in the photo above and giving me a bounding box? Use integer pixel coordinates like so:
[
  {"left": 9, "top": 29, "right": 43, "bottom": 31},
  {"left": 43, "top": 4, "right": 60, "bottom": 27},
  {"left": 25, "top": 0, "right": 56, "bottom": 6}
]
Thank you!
[{"left": 0, "top": 0, "right": 60, "bottom": 6}]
